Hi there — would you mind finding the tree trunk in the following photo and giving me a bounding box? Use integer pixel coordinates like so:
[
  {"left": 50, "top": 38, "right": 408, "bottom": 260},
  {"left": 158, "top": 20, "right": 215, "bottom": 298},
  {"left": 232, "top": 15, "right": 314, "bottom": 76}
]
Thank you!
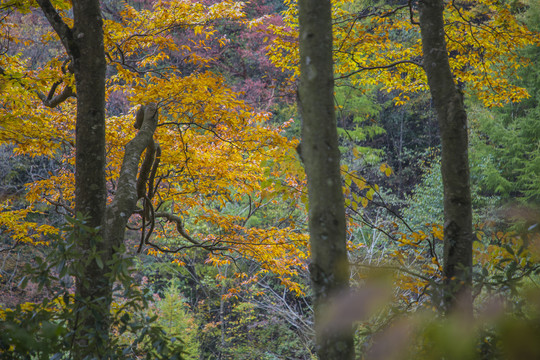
[
  {"left": 419, "top": 0, "right": 473, "bottom": 316},
  {"left": 37, "top": 1, "right": 160, "bottom": 357},
  {"left": 297, "top": 0, "right": 355, "bottom": 358},
  {"left": 70, "top": 1, "right": 110, "bottom": 355},
  {"left": 36, "top": 0, "right": 109, "bottom": 353}
]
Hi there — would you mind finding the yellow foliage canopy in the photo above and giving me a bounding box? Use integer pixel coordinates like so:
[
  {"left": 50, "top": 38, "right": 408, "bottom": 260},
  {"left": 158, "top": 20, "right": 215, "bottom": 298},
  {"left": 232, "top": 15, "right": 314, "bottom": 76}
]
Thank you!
[
  {"left": 268, "top": 0, "right": 539, "bottom": 107},
  {"left": 0, "top": 0, "right": 308, "bottom": 293}
]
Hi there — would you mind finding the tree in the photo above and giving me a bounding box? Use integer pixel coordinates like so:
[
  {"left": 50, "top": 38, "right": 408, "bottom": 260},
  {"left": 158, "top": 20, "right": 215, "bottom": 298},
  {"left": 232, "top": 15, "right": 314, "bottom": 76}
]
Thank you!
[
  {"left": 32, "top": 0, "right": 167, "bottom": 356},
  {"left": 34, "top": 0, "right": 114, "bottom": 355},
  {"left": 418, "top": 0, "right": 472, "bottom": 315},
  {"left": 297, "top": 0, "right": 354, "bottom": 358},
  {"left": 1, "top": 0, "right": 308, "bottom": 356},
  {"left": 469, "top": 1, "right": 540, "bottom": 203},
  {"left": 1, "top": 0, "right": 153, "bottom": 355},
  {"left": 269, "top": 0, "right": 538, "bottom": 316}
]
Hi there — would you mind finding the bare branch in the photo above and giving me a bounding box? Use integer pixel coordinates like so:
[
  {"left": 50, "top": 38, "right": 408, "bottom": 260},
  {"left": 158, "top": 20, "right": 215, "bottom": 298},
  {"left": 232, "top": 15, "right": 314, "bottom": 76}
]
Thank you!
[
  {"left": 154, "top": 211, "right": 229, "bottom": 252},
  {"left": 35, "top": 0, "right": 78, "bottom": 57},
  {"left": 137, "top": 197, "right": 155, "bottom": 253},
  {"left": 144, "top": 239, "right": 227, "bottom": 254},
  {"left": 335, "top": 59, "right": 423, "bottom": 80},
  {"left": 0, "top": 242, "right": 19, "bottom": 253},
  {"left": 37, "top": 82, "right": 75, "bottom": 108},
  {"left": 154, "top": 212, "right": 201, "bottom": 246},
  {"left": 408, "top": 0, "right": 419, "bottom": 25}
]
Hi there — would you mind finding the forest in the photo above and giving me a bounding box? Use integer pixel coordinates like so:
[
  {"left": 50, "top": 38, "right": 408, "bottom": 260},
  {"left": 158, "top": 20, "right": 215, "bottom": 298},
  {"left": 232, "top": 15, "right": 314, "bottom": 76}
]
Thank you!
[{"left": 0, "top": 0, "right": 539, "bottom": 359}]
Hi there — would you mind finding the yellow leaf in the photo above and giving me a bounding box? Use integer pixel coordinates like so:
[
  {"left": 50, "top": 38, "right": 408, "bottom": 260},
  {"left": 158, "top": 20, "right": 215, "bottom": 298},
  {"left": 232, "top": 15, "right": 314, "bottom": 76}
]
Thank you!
[{"left": 361, "top": 197, "right": 368, "bottom": 208}]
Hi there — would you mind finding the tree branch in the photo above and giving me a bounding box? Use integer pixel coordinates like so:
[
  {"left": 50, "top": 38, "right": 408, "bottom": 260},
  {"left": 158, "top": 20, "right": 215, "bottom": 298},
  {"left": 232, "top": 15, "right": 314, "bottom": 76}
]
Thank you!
[
  {"left": 35, "top": 0, "right": 78, "bottom": 57},
  {"left": 1, "top": 62, "right": 75, "bottom": 108},
  {"left": 105, "top": 104, "right": 159, "bottom": 250},
  {"left": 154, "top": 211, "right": 229, "bottom": 252},
  {"left": 154, "top": 212, "right": 201, "bottom": 246},
  {"left": 36, "top": 81, "right": 75, "bottom": 108},
  {"left": 335, "top": 59, "right": 423, "bottom": 80}
]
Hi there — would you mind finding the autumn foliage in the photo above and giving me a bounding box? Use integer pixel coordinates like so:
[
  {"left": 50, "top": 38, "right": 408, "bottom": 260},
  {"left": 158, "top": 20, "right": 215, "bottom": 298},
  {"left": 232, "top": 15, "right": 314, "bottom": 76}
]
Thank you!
[
  {"left": 1, "top": 0, "right": 540, "bottom": 358},
  {"left": 1, "top": 0, "right": 308, "bottom": 293},
  {"left": 269, "top": 0, "right": 538, "bottom": 106}
]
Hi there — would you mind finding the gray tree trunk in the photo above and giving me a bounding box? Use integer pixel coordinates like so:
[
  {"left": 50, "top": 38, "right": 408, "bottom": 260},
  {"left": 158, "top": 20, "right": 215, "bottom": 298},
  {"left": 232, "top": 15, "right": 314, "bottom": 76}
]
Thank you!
[
  {"left": 297, "top": 0, "right": 355, "bottom": 358},
  {"left": 419, "top": 0, "right": 473, "bottom": 316}
]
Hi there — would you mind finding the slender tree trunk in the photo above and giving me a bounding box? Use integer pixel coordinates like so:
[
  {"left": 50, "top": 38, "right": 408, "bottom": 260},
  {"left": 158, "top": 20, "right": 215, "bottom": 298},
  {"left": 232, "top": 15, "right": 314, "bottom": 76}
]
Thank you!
[
  {"left": 69, "top": 1, "right": 110, "bottom": 355},
  {"left": 297, "top": 0, "right": 354, "bottom": 358},
  {"left": 419, "top": 0, "right": 473, "bottom": 316}
]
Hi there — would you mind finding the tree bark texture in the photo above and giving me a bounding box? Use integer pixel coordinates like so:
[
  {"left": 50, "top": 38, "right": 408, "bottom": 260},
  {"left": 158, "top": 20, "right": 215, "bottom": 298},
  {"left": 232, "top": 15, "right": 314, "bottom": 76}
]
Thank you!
[
  {"left": 71, "top": 0, "right": 107, "bottom": 230},
  {"left": 298, "top": 0, "right": 354, "bottom": 358},
  {"left": 419, "top": 0, "right": 473, "bottom": 315},
  {"left": 70, "top": 3, "right": 110, "bottom": 354},
  {"left": 37, "top": 0, "right": 109, "bottom": 354},
  {"left": 106, "top": 104, "right": 159, "bottom": 253}
]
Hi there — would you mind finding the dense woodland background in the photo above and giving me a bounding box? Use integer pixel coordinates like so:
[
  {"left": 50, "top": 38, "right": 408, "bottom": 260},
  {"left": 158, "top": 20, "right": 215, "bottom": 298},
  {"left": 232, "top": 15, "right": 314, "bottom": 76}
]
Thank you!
[{"left": 1, "top": 0, "right": 540, "bottom": 359}]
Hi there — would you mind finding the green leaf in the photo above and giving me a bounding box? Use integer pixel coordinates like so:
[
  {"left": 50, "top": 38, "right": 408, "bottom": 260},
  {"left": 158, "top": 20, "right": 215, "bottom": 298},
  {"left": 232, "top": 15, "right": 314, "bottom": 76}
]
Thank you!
[{"left": 96, "top": 256, "right": 104, "bottom": 269}]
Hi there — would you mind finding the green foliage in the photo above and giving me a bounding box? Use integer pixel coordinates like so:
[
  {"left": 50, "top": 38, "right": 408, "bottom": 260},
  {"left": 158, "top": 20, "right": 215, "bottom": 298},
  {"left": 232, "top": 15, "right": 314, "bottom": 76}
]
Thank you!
[
  {"left": 467, "top": 0, "right": 540, "bottom": 203},
  {"left": 335, "top": 86, "right": 385, "bottom": 164},
  {"left": 470, "top": 103, "right": 540, "bottom": 202},
  {"left": 220, "top": 300, "right": 311, "bottom": 360},
  {"left": 152, "top": 282, "right": 200, "bottom": 360},
  {"left": 401, "top": 152, "right": 444, "bottom": 229},
  {"left": 402, "top": 151, "right": 499, "bottom": 230},
  {"left": 0, "top": 214, "right": 185, "bottom": 360},
  {"left": 270, "top": 103, "right": 301, "bottom": 140}
]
